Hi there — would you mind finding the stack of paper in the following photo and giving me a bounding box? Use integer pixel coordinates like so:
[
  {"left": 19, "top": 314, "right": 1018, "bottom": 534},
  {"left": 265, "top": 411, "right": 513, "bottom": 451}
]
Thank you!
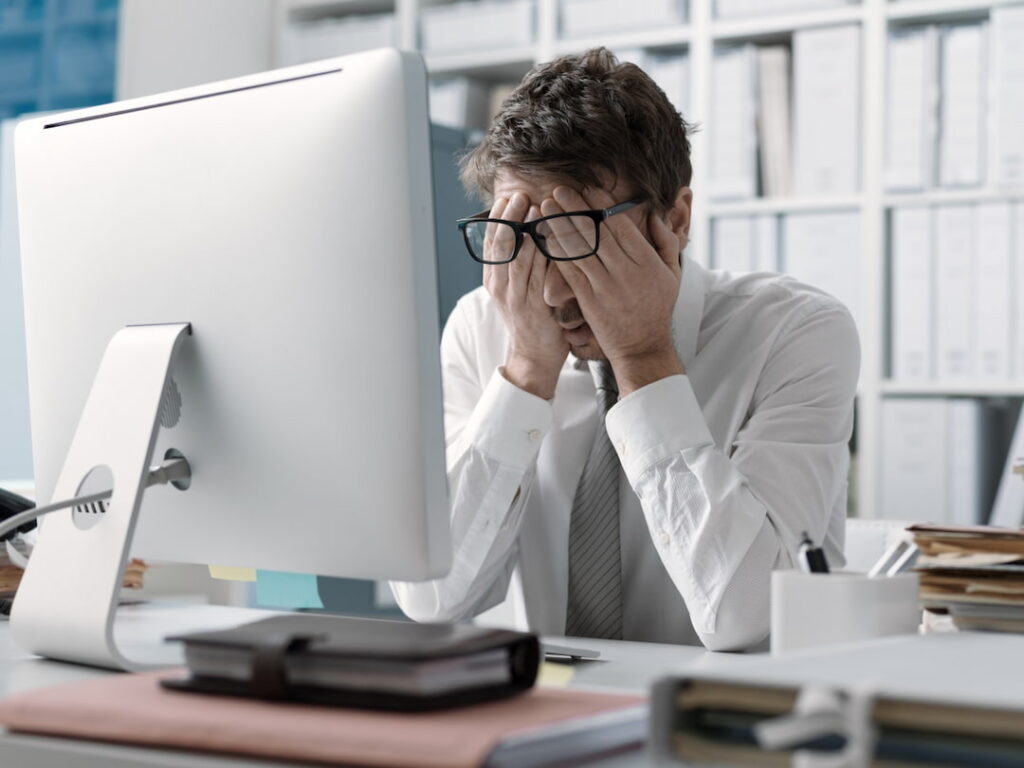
[
  {"left": 710, "top": 44, "right": 757, "bottom": 200},
  {"left": 711, "top": 214, "right": 778, "bottom": 272},
  {"left": 939, "top": 23, "right": 986, "bottom": 188},
  {"left": 420, "top": 0, "right": 534, "bottom": 54},
  {"left": 792, "top": 25, "right": 860, "bottom": 196},
  {"left": 990, "top": 6, "right": 1024, "bottom": 187},
  {"left": 880, "top": 398, "right": 997, "bottom": 525},
  {"left": 911, "top": 524, "right": 1024, "bottom": 633},
  {"left": 884, "top": 26, "right": 939, "bottom": 191},
  {"left": 560, "top": 0, "right": 686, "bottom": 38},
  {"left": 279, "top": 13, "right": 397, "bottom": 66}
]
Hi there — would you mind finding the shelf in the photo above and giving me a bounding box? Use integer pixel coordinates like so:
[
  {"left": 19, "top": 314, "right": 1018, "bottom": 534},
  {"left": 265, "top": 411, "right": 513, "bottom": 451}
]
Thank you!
[
  {"left": 425, "top": 47, "right": 536, "bottom": 79},
  {"left": 886, "top": 0, "right": 1007, "bottom": 23},
  {"left": 707, "top": 195, "right": 864, "bottom": 216},
  {"left": 285, "top": 0, "right": 394, "bottom": 22},
  {"left": 881, "top": 382, "right": 1024, "bottom": 397},
  {"left": 553, "top": 25, "right": 690, "bottom": 55},
  {"left": 712, "top": 5, "right": 865, "bottom": 42},
  {"left": 884, "top": 188, "right": 1024, "bottom": 206}
]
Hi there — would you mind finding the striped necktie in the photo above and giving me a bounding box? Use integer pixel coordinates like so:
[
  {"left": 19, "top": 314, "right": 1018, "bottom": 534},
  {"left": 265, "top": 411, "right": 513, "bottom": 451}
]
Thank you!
[{"left": 565, "top": 359, "right": 623, "bottom": 640}]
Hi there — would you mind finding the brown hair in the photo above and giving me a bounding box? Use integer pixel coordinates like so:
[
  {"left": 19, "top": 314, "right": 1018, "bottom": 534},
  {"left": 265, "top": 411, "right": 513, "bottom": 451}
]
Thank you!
[{"left": 460, "top": 47, "right": 693, "bottom": 212}]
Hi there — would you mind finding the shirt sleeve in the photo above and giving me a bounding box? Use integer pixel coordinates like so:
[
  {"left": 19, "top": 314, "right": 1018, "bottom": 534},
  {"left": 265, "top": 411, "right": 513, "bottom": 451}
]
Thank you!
[
  {"left": 605, "top": 303, "right": 859, "bottom": 651},
  {"left": 390, "top": 299, "right": 552, "bottom": 623}
]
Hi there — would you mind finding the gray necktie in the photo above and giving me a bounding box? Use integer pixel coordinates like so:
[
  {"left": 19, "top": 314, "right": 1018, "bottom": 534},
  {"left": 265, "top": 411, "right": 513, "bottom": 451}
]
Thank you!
[{"left": 565, "top": 360, "right": 623, "bottom": 639}]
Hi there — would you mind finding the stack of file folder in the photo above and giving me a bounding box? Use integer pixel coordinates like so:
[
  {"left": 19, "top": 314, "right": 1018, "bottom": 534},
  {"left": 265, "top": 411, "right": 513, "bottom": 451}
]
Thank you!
[{"left": 911, "top": 523, "right": 1024, "bottom": 632}]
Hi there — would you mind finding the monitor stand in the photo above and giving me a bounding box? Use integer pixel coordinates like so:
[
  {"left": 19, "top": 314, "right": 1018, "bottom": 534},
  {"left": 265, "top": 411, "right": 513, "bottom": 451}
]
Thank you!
[{"left": 11, "top": 323, "right": 193, "bottom": 671}]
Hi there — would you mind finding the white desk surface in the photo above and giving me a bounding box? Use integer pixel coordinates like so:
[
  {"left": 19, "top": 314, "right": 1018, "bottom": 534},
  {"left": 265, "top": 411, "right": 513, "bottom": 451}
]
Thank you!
[{"left": 0, "top": 601, "right": 764, "bottom": 768}]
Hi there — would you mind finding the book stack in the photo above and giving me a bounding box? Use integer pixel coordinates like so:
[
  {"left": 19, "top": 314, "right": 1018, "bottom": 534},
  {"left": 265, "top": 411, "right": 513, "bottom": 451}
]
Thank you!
[{"left": 911, "top": 524, "right": 1024, "bottom": 633}]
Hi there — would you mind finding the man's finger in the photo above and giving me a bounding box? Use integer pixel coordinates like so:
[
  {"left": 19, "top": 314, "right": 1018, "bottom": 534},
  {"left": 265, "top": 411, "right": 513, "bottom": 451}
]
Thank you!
[
  {"left": 576, "top": 186, "right": 656, "bottom": 267},
  {"left": 552, "top": 186, "right": 640, "bottom": 270},
  {"left": 650, "top": 213, "right": 682, "bottom": 276}
]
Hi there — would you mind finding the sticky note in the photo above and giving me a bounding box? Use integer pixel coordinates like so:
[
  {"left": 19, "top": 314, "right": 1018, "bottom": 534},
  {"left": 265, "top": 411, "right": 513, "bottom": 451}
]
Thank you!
[
  {"left": 255, "top": 570, "right": 323, "bottom": 609},
  {"left": 208, "top": 566, "right": 257, "bottom": 581},
  {"left": 538, "top": 661, "right": 575, "bottom": 688}
]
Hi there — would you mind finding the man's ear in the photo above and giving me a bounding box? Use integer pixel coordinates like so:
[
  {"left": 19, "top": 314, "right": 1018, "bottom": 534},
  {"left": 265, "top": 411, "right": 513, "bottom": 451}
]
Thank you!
[{"left": 667, "top": 187, "right": 692, "bottom": 249}]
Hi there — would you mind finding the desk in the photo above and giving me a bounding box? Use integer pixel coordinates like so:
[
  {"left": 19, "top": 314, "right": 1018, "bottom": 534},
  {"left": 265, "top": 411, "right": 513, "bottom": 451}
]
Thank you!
[{"left": 0, "top": 602, "right": 762, "bottom": 767}]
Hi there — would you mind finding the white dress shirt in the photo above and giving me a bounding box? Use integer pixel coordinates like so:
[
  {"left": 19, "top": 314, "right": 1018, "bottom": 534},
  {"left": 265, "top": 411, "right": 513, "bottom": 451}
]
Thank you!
[{"left": 392, "top": 256, "right": 859, "bottom": 651}]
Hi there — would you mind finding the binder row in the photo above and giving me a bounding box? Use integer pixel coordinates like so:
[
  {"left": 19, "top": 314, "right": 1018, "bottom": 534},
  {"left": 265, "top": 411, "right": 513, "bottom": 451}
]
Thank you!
[
  {"left": 885, "top": 7, "right": 1024, "bottom": 191},
  {"left": 880, "top": 397, "right": 1006, "bottom": 524},
  {"left": 891, "top": 203, "right": 1024, "bottom": 383},
  {"left": 712, "top": 211, "right": 862, "bottom": 331},
  {"left": 710, "top": 24, "right": 861, "bottom": 201}
]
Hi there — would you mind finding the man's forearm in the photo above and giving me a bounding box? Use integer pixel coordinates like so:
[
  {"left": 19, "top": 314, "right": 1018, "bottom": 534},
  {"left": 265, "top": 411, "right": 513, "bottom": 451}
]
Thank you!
[
  {"left": 610, "top": 346, "right": 686, "bottom": 398},
  {"left": 502, "top": 352, "right": 562, "bottom": 400}
]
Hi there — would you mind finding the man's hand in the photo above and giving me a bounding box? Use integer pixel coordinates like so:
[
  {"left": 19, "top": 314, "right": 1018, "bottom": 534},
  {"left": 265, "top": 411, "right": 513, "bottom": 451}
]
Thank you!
[
  {"left": 484, "top": 192, "right": 569, "bottom": 400},
  {"left": 541, "top": 186, "right": 685, "bottom": 397}
]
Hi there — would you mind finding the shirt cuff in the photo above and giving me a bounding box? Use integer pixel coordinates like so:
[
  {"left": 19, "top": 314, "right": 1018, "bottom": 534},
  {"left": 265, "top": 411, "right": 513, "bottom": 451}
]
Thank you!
[
  {"left": 462, "top": 368, "right": 554, "bottom": 469},
  {"left": 605, "top": 375, "right": 715, "bottom": 485}
]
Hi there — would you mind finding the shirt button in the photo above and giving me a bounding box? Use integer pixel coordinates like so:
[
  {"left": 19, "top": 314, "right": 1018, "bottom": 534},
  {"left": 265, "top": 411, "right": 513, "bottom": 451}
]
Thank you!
[
  {"left": 658, "top": 531, "right": 670, "bottom": 547},
  {"left": 527, "top": 429, "right": 541, "bottom": 442},
  {"left": 617, "top": 440, "right": 627, "bottom": 455}
]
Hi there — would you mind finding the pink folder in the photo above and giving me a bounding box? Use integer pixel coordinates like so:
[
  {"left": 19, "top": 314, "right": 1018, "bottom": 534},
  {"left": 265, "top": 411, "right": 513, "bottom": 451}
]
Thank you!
[{"left": 0, "top": 669, "right": 644, "bottom": 767}]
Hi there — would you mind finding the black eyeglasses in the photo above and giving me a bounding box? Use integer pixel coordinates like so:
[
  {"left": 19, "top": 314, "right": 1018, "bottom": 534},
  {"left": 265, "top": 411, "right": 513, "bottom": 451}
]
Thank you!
[{"left": 456, "top": 198, "right": 644, "bottom": 264}]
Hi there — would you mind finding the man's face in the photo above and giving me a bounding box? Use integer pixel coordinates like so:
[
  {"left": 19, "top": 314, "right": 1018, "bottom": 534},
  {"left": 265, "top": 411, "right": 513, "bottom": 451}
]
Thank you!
[{"left": 491, "top": 170, "right": 657, "bottom": 361}]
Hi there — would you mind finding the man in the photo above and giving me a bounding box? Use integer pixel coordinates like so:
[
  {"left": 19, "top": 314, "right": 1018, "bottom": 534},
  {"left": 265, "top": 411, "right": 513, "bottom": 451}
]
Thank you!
[{"left": 392, "top": 48, "right": 858, "bottom": 651}]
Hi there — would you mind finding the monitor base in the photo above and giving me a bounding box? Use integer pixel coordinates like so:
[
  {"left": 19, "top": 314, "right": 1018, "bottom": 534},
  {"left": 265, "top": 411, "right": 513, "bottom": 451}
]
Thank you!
[{"left": 11, "top": 323, "right": 192, "bottom": 671}]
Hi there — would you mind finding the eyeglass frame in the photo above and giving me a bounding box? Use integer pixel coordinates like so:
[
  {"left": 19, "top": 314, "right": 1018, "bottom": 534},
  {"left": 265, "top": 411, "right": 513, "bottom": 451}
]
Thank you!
[{"left": 456, "top": 198, "right": 645, "bottom": 265}]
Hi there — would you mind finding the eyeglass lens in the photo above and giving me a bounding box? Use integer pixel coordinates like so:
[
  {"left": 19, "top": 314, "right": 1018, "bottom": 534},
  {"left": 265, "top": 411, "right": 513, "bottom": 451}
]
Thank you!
[{"left": 463, "top": 214, "right": 600, "bottom": 264}]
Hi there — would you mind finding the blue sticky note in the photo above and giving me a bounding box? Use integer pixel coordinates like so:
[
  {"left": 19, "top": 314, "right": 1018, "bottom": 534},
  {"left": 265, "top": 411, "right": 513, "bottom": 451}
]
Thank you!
[{"left": 255, "top": 570, "right": 323, "bottom": 609}]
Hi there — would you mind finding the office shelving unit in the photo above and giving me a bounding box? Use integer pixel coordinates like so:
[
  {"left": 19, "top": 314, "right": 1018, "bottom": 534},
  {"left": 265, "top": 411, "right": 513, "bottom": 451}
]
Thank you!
[{"left": 273, "top": 0, "right": 1024, "bottom": 519}]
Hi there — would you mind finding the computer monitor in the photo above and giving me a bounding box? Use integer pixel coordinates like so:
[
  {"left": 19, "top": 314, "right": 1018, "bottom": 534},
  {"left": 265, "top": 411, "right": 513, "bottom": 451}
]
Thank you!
[{"left": 11, "top": 49, "right": 451, "bottom": 669}]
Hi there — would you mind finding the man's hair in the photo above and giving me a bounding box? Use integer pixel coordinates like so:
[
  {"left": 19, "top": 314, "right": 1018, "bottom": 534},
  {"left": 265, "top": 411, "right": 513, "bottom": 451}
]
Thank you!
[{"left": 460, "top": 48, "right": 693, "bottom": 212}]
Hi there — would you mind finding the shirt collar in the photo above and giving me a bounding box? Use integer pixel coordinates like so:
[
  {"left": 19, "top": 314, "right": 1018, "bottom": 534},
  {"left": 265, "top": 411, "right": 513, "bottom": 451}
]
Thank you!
[{"left": 672, "top": 253, "right": 706, "bottom": 369}]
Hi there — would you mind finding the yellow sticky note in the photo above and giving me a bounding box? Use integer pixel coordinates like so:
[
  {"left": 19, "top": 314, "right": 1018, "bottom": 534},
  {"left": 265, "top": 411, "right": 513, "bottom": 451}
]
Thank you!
[
  {"left": 209, "top": 565, "right": 257, "bottom": 581},
  {"left": 538, "top": 662, "right": 575, "bottom": 688}
]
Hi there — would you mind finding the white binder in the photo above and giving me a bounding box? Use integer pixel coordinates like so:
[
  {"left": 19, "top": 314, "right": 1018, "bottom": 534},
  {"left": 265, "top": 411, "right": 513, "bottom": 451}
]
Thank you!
[
  {"left": 884, "top": 26, "right": 939, "bottom": 191},
  {"left": 792, "top": 25, "right": 861, "bottom": 196},
  {"left": 972, "top": 203, "right": 1013, "bottom": 380},
  {"left": 891, "top": 206, "right": 933, "bottom": 381},
  {"left": 939, "top": 23, "right": 987, "bottom": 187},
  {"left": 989, "top": 6, "right": 1024, "bottom": 187},
  {"left": 934, "top": 204, "right": 974, "bottom": 380},
  {"left": 711, "top": 216, "right": 754, "bottom": 272},
  {"left": 710, "top": 45, "right": 758, "bottom": 200}
]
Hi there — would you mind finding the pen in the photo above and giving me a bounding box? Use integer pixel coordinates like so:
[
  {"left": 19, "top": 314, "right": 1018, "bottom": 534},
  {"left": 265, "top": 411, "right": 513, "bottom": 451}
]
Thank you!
[{"left": 798, "top": 531, "right": 830, "bottom": 574}]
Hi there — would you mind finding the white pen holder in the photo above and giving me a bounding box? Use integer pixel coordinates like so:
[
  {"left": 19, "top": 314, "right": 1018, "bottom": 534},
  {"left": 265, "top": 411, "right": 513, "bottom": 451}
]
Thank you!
[{"left": 770, "top": 571, "right": 921, "bottom": 655}]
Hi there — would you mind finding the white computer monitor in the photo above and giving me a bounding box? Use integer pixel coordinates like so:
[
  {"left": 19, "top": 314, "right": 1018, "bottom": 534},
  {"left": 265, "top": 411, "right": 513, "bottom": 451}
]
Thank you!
[{"left": 11, "top": 49, "right": 451, "bottom": 668}]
